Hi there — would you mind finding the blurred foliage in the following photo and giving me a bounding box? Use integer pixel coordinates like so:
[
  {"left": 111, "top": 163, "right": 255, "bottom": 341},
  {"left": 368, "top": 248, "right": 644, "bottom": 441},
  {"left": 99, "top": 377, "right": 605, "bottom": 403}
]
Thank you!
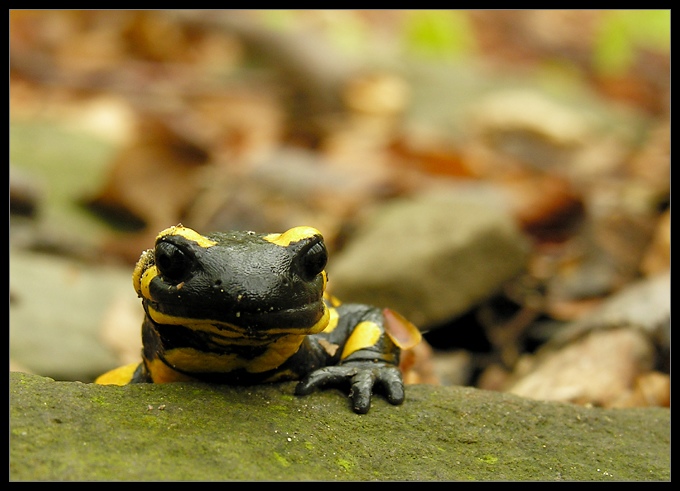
[
  {"left": 255, "top": 9, "right": 478, "bottom": 60},
  {"left": 402, "top": 10, "right": 476, "bottom": 60},
  {"left": 593, "top": 10, "right": 670, "bottom": 75}
]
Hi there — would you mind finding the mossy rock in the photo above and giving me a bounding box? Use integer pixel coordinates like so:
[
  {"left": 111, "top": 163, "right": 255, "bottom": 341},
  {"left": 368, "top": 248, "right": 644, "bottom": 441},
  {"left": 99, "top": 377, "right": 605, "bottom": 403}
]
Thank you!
[{"left": 9, "top": 372, "right": 669, "bottom": 481}]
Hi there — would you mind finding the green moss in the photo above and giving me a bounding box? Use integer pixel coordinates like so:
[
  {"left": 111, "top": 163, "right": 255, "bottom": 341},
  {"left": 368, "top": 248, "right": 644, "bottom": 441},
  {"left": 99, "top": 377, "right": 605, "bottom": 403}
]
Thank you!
[
  {"left": 273, "top": 452, "right": 291, "bottom": 468},
  {"left": 9, "top": 373, "right": 671, "bottom": 481},
  {"left": 89, "top": 395, "right": 110, "bottom": 407},
  {"left": 477, "top": 454, "right": 498, "bottom": 465},
  {"left": 336, "top": 458, "right": 354, "bottom": 472}
]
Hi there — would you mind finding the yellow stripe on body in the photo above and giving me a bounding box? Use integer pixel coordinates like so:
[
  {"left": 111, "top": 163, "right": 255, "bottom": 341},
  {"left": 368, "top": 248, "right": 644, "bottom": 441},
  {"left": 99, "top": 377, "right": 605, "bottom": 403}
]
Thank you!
[
  {"left": 147, "top": 305, "right": 254, "bottom": 339},
  {"left": 142, "top": 304, "right": 330, "bottom": 379},
  {"left": 247, "top": 334, "right": 308, "bottom": 373},
  {"left": 321, "top": 307, "right": 340, "bottom": 333},
  {"left": 306, "top": 302, "right": 330, "bottom": 334},
  {"left": 162, "top": 333, "right": 305, "bottom": 375},
  {"left": 146, "top": 358, "right": 198, "bottom": 383},
  {"left": 145, "top": 302, "right": 330, "bottom": 338},
  {"left": 163, "top": 348, "right": 241, "bottom": 373},
  {"left": 95, "top": 362, "right": 140, "bottom": 385},
  {"left": 340, "top": 321, "right": 382, "bottom": 360},
  {"left": 323, "top": 291, "right": 342, "bottom": 307}
]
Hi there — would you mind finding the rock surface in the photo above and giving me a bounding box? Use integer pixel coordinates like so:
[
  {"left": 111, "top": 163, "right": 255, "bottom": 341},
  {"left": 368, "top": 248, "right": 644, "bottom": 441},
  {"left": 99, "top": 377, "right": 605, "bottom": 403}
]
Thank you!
[
  {"left": 327, "top": 186, "right": 530, "bottom": 328},
  {"left": 9, "top": 249, "right": 133, "bottom": 381},
  {"left": 9, "top": 372, "right": 669, "bottom": 481}
]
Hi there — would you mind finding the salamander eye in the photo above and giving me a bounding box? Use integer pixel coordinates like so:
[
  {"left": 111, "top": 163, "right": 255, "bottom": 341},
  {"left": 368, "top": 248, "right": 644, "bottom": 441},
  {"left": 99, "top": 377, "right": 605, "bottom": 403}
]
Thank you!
[
  {"left": 155, "top": 241, "right": 194, "bottom": 282},
  {"left": 300, "top": 240, "right": 328, "bottom": 280}
]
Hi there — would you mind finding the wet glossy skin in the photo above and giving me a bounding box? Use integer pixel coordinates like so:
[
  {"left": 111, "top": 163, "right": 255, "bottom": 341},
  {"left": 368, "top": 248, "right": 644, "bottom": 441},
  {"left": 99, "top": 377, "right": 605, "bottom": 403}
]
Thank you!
[{"left": 96, "top": 224, "right": 420, "bottom": 414}]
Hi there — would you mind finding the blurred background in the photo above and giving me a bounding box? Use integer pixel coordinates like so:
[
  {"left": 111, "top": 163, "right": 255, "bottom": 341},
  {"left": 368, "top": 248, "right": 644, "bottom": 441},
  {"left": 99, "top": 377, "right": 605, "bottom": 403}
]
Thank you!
[{"left": 9, "top": 10, "right": 670, "bottom": 408}]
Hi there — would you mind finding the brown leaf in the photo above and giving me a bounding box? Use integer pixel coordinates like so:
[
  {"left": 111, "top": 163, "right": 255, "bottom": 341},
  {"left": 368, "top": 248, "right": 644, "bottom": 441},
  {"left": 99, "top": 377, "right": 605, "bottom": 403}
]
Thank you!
[
  {"left": 500, "top": 172, "right": 585, "bottom": 243},
  {"left": 400, "top": 339, "right": 439, "bottom": 386}
]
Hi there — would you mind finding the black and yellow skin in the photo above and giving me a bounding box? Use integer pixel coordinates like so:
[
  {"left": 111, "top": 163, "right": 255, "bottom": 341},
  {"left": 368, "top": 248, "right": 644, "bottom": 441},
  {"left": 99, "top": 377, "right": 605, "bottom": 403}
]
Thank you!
[{"left": 96, "top": 224, "right": 421, "bottom": 414}]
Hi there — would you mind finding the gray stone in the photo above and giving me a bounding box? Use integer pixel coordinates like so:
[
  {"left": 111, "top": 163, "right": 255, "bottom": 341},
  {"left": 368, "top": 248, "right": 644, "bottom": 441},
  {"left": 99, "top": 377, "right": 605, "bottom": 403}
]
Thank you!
[
  {"left": 550, "top": 271, "right": 671, "bottom": 350},
  {"left": 9, "top": 249, "right": 133, "bottom": 381},
  {"left": 9, "top": 372, "right": 669, "bottom": 481},
  {"left": 327, "top": 186, "right": 530, "bottom": 328}
]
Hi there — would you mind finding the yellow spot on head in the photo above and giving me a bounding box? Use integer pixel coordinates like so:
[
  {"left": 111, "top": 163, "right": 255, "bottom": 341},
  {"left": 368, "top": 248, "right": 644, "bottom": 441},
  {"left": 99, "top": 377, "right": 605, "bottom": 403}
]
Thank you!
[
  {"left": 264, "top": 226, "right": 322, "bottom": 247},
  {"left": 157, "top": 224, "right": 218, "bottom": 249}
]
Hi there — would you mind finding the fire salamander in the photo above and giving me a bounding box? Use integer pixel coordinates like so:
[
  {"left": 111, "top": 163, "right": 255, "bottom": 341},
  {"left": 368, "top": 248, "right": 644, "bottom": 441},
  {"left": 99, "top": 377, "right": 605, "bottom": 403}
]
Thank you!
[{"left": 96, "top": 224, "right": 421, "bottom": 414}]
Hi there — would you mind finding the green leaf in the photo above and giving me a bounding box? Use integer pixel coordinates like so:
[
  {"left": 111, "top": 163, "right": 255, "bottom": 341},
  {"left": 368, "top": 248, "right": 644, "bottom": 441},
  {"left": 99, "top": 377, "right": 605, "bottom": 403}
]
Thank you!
[
  {"left": 403, "top": 10, "right": 475, "bottom": 60},
  {"left": 593, "top": 10, "right": 670, "bottom": 75}
]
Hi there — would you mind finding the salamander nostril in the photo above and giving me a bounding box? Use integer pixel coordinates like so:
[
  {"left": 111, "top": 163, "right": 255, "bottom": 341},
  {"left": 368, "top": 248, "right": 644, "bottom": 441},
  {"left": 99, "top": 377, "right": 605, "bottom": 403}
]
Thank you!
[{"left": 214, "top": 279, "right": 222, "bottom": 287}]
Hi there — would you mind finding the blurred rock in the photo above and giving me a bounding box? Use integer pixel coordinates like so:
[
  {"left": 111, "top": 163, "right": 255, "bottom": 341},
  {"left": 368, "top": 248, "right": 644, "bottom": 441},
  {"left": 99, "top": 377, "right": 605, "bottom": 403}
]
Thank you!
[
  {"left": 627, "top": 120, "right": 670, "bottom": 201},
  {"left": 506, "top": 327, "right": 655, "bottom": 407},
  {"left": 470, "top": 89, "right": 592, "bottom": 150},
  {"left": 499, "top": 171, "right": 585, "bottom": 243},
  {"left": 9, "top": 165, "right": 44, "bottom": 217},
  {"left": 549, "top": 270, "right": 670, "bottom": 352},
  {"left": 504, "top": 272, "right": 670, "bottom": 407},
  {"left": 640, "top": 209, "right": 670, "bottom": 276},
  {"left": 544, "top": 179, "right": 661, "bottom": 315},
  {"left": 98, "top": 293, "right": 144, "bottom": 366},
  {"left": 609, "top": 371, "right": 670, "bottom": 408},
  {"left": 463, "top": 89, "right": 596, "bottom": 177},
  {"left": 9, "top": 249, "right": 132, "bottom": 382},
  {"left": 327, "top": 184, "right": 530, "bottom": 328},
  {"left": 429, "top": 349, "right": 474, "bottom": 387},
  {"left": 193, "top": 146, "right": 401, "bottom": 251}
]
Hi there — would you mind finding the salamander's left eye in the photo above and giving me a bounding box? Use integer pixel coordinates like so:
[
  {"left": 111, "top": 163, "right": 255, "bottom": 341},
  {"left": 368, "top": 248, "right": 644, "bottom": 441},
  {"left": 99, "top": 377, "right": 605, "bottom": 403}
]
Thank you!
[
  {"left": 155, "top": 241, "right": 194, "bottom": 283},
  {"left": 300, "top": 240, "right": 327, "bottom": 280}
]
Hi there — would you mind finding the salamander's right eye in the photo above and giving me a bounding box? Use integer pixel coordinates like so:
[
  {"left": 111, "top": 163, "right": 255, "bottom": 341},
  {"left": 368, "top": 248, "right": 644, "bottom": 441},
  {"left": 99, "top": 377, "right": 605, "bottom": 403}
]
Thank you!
[{"left": 299, "top": 239, "right": 328, "bottom": 281}]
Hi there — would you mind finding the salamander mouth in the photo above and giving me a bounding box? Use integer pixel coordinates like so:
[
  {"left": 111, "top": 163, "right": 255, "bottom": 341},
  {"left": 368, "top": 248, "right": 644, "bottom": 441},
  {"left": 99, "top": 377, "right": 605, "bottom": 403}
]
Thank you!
[{"left": 144, "top": 297, "right": 328, "bottom": 336}]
